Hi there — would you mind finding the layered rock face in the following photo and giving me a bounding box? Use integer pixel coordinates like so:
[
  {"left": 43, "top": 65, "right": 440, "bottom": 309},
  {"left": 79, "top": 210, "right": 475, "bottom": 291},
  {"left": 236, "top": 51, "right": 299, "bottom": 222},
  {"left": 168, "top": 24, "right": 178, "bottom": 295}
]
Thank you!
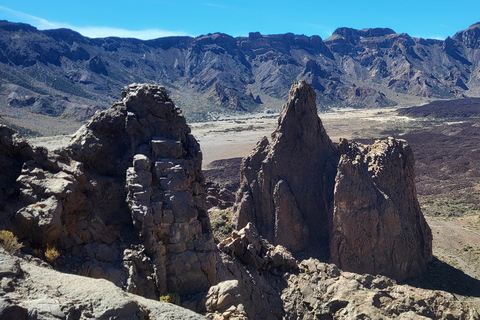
[
  {"left": 234, "top": 81, "right": 337, "bottom": 251},
  {"left": 2, "top": 84, "right": 216, "bottom": 299},
  {"left": 234, "top": 81, "right": 432, "bottom": 281},
  {"left": 331, "top": 139, "right": 433, "bottom": 281},
  {"left": 0, "top": 126, "right": 35, "bottom": 218}
]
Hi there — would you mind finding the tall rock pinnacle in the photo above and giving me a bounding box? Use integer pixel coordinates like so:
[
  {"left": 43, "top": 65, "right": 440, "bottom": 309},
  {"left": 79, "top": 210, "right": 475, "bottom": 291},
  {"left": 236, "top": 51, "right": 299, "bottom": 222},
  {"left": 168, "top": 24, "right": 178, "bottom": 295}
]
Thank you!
[
  {"left": 233, "top": 81, "right": 432, "bottom": 281},
  {"left": 233, "top": 80, "right": 338, "bottom": 251}
]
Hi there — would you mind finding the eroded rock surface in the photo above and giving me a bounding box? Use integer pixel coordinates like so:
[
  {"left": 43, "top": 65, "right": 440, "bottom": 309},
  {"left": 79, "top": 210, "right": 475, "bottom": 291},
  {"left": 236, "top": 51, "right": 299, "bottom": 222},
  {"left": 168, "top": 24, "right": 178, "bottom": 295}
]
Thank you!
[
  {"left": 233, "top": 81, "right": 432, "bottom": 282},
  {"left": 281, "top": 258, "right": 476, "bottom": 319},
  {"left": 205, "top": 230, "right": 476, "bottom": 320},
  {"left": 234, "top": 81, "right": 337, "bottom": 252},
  {"left": 2, "top": 84, "right": 217, "bottom": 301},
  {"left": 0, "top": 249, "right": 206, "bottom": 320},
  {"left": 331, "top": 138, "right": 433, "bottom": 281},
  {"left": 218, "top": 222, "right": 298, "bottom": 272}
]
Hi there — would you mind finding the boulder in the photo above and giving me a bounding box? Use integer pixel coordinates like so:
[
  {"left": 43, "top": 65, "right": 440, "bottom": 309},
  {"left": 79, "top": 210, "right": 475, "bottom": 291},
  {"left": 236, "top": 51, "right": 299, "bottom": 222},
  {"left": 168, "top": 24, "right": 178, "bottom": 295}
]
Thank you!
[{"left": 218, "top": 222, "right": 298, "bottom": 272}]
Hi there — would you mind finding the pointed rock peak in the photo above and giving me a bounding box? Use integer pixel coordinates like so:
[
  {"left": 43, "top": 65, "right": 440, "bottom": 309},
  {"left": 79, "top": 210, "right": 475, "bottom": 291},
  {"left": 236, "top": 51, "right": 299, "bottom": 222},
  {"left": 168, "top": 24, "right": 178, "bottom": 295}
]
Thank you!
[
  {"left": 274, "top": 81, "right": 332, "bottom": 150},
  {"left": 277, "top": 80, "right": 319, "bottom": 132},
  {"left": 234, "top": 81, "right": 337, "bottom": 252}
]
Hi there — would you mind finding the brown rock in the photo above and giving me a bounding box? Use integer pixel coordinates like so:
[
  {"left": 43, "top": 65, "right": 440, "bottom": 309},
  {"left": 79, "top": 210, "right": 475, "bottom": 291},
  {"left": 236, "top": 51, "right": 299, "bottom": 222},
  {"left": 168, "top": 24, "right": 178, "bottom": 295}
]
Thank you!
[
  {"left": 233, "top": 80, "right": 337, "bottom": 252},
  {"left": 330, "top": 138, "right": 433, "bottom": 281},
  {"left": 218, "top": 222, "right": 298, "bottom": 272},
  {"left": 233, "top": 81, "right": 432, "bottom": 282}
]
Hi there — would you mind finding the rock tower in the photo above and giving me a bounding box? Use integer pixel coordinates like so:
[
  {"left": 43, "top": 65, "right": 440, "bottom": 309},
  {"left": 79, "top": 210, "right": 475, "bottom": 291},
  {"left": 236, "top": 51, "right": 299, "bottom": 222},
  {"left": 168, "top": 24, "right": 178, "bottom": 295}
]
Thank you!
[{"left": 233, "top": 81, "right": 432, "bottom": 281}]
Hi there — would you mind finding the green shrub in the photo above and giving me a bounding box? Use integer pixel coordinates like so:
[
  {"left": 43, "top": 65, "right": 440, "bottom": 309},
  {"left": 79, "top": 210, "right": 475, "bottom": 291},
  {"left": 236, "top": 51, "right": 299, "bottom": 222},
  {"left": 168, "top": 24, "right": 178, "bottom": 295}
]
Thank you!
[{"left": 160, "top": 292, "right": 181, "bottom": 305}]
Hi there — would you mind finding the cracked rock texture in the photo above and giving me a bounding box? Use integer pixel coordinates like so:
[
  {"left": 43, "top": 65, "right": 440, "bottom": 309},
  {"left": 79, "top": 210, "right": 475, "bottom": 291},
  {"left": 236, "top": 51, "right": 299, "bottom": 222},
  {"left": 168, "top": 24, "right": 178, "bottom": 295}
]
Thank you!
[
  {"left": 233, "top": 81, "right": 432, "bottom": 282},
  {"left": 331, "top": 138, "right": 433, "bottom": 281},
  {"left": 234, "top": 81, "right": 337, "bottom": 252},
  {"left": 0, "top": 84, "right": 217, "bottom": 302}
]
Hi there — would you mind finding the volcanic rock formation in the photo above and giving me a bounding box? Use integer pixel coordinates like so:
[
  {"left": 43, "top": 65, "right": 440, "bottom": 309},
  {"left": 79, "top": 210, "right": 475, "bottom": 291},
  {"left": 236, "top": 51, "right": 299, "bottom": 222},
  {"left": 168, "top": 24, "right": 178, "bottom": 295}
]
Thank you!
[
  {"left": 234, "top": 81, "right": 337, "bottom": 252},
  {"left": 233, "top": 81, "right": 432, "bottom": 281},
  {"left": 331, "top": 138, "right": 433, "bottom": 281},
  {"left": 0, "top": 84, "right": 217, "bottom": 299}
]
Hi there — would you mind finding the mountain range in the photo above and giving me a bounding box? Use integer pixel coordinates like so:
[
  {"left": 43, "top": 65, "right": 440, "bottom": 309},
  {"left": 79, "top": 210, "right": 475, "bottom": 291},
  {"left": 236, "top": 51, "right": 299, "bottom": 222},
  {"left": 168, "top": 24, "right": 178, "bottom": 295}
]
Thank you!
[{"left": 1, "top": 20, "right": 480, "bottom": 132}]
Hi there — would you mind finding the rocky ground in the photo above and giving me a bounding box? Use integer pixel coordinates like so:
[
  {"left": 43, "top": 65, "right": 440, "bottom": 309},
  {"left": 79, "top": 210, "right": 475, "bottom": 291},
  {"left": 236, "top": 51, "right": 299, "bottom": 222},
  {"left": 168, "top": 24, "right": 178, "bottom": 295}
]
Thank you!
[
  {"left": 6, "top": 84, "right": 480, "bottom": 318},
  {"left": 0, "top": 249, "right": 206, "bottom": 319}
]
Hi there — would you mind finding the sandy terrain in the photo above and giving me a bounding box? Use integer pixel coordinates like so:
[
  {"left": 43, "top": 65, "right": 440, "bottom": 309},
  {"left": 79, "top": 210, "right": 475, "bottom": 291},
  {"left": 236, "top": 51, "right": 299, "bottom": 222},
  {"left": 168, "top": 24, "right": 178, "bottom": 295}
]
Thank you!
[{"left": 193, "top": 107, "right": 418, "bottom": 167}]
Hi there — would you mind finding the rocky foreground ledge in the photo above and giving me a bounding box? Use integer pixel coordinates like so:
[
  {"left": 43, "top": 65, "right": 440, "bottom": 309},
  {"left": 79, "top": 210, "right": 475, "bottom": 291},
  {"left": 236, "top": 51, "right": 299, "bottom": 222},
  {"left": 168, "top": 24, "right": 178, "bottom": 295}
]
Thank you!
[{"left": 0, "top": 83, "right": 478, "bottom": 319}]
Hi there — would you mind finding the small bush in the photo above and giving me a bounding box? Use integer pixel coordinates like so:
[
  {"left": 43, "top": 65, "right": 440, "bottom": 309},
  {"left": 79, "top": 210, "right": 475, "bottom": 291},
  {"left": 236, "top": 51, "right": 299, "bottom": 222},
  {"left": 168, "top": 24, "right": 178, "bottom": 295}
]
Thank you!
[
  {"left": 0, "top": 230, "right": 23, "bottom": 254},
  {"left": 160, "top": 292, "right": 181, "bottom": 305},
  {"left": 45, "top": 244, "right": 60, "bottom": 263}
]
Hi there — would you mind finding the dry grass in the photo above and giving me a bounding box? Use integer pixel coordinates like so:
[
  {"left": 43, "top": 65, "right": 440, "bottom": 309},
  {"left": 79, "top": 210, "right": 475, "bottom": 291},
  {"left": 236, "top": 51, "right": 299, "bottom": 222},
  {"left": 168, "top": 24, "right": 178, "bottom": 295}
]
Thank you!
[
  {"left": 159, "top": 292, "right": 181, "bottom": 305},
  {"left": 0, "top": 230, "right": 23, "bottom": 254},
  {"left": 45, "top": 244, "right": 60, "bottom": 264}
]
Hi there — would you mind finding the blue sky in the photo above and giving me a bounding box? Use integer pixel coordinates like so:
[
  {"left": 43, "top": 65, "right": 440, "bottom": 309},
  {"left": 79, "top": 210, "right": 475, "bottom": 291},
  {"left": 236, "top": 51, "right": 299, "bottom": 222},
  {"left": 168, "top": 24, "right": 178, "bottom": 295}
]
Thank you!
[{"left": 1, "top": 1, "right": 479, "bottom": 40}]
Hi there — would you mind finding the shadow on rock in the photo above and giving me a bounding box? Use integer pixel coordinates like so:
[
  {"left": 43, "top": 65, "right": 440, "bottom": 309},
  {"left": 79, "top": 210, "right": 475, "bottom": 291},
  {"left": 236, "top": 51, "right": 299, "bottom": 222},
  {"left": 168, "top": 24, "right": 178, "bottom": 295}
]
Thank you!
[{"left": 404, "top": 256, "right": 480, "bottom": 297}]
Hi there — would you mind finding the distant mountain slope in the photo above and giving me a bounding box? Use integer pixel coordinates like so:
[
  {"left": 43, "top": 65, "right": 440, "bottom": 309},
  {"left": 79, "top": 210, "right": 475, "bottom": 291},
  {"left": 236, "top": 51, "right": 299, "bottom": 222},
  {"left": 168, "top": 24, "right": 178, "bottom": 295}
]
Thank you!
[{"left": 1, "top": 20, "right": 480, "bottom": 133}]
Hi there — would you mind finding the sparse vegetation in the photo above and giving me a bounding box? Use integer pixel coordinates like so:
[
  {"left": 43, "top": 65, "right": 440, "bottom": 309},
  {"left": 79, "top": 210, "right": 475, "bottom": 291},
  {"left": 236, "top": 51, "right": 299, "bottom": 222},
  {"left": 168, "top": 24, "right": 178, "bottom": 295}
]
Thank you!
[
  {"left": 209, "top": 208, "right": 234, "bottom": 243},
  {"left": 0, "top": 230, "right": 23, "bottom": 254},
  {"left": 45, "top": 244, "right": 60, "bottom": 264},
  {"left": 159, "top": 292, "right": 181, "bottom": 305},
  {"left": 420, "top": 197, "right": 480, "bottom": 218}
]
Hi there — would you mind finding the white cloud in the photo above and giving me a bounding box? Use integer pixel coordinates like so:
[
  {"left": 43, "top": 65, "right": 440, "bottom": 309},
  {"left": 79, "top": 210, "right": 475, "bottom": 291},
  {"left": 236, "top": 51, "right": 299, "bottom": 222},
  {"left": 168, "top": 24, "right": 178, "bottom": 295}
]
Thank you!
[
  {"left": 68, "top": 26, "right": 190, "bottom": 39},
  {"left": 0, "top": 6, "right": 190, "bottom": 40}
]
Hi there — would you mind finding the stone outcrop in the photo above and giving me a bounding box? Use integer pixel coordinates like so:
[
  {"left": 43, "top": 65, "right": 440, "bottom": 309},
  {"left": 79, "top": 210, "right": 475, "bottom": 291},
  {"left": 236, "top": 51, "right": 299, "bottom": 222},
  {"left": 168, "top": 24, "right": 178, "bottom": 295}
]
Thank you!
[
  {"left": 1, "top": 84, "right": 217, "bottom": 301},
  {"left": 233, "top": 81, "right": 432, "bottom": 282},
  {"left": 331, "top": 138, "right": 433, "bottom": 281},
  {"left": 281, "top": 258, "right": 477, "bottom": 319},
  {"left": 234, "top": 81, "right": 337, "bottom": 252},
  {"left": 121, "top": 89, "right": 217, "bottom": 296},
  {"left": 0, "top": 249, "right": 206, "bottom": 320},
  {"left": 218, "top": 222, "right": 298, "bottom": 272},
  {"left": 0, "top": 125, "right": 35, "bottom": 220}
]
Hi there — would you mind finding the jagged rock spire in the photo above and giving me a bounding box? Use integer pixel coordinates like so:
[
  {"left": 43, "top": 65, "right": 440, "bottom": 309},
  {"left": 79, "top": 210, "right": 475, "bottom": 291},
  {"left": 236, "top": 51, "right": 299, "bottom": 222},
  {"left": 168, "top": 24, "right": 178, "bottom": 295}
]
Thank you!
[
  {"left": 233, "top": 81, "right": 432, "bottom": 281},
  {"left": 233, "top": 80, "right": 337, "bottom": 251}
]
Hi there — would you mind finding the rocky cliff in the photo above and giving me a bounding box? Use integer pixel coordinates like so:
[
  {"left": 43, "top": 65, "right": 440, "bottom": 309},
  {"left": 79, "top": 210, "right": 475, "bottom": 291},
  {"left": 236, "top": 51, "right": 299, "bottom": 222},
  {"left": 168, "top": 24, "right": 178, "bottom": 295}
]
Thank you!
[
  {"left": 234, "top": 81, "right": 337, "bottom": 251},
  {"left": 4, "top": 20, "right": 480, "bottom": 134},
  {"left": 0, "top": 84, "right": 217, "bottom": 301},
  {"left": 233, "top": 81, "right": 432, "bottom": 281}
]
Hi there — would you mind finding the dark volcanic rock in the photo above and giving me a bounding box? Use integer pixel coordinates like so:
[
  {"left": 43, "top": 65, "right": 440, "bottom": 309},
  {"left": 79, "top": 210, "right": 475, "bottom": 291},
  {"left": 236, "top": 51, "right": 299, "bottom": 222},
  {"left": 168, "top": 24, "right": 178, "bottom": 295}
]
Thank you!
[
  {"left": 233, "top": 81, "right": 432, "bottom": 282},
  {"left": 233, "top": 81, "right": 337, "bottom": 252},
  {"left": 0, "top": 126, "right": 35, "bottom": 216},
  {"left": 2, "top": 84, "right": 217, "bottom": 301},
  {"left": 331, "top": 138, "right": 433, "bottom": 281}
]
